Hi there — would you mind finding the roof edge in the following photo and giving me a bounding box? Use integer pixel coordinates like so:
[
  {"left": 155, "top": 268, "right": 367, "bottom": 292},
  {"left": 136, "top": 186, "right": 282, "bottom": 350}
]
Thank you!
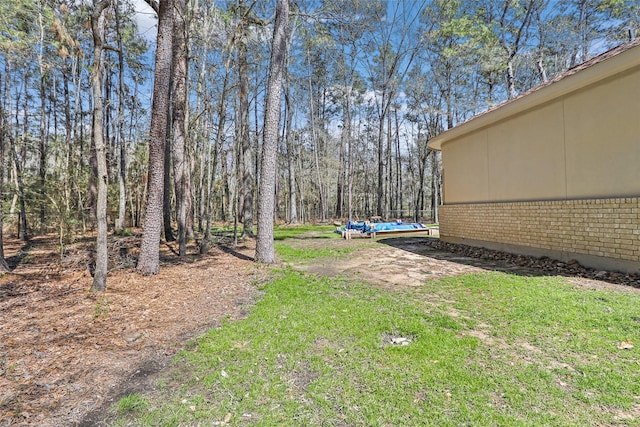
[{"left": 428, "top": 40, "right": 640, "bottom": 151}]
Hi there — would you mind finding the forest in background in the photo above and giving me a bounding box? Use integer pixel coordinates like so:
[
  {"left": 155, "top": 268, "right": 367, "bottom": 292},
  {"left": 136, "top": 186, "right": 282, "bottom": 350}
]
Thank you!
[{"left": 0, "top": 0, "right": 638, "bottom": 285}]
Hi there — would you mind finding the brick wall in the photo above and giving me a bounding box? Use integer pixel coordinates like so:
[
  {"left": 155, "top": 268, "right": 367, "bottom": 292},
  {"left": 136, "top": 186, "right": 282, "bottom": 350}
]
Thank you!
[{"left": 440, "top": 197, "right": 640, "bottom": 271}]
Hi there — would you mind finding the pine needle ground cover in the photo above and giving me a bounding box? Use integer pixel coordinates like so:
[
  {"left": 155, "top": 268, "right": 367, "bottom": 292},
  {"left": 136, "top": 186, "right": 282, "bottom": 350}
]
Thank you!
[{"left": 114, "top": 227, "right": 640, "bottom": 426}]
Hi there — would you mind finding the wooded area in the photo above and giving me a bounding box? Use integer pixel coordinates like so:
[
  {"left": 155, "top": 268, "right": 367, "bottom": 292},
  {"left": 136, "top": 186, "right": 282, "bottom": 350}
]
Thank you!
[{"left": 0, "top": 0, "right": 638, "bottom": 286}]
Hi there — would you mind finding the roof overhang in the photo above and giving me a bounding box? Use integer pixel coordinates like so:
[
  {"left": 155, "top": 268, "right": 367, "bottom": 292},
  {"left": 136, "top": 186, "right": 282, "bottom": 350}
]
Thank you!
[{"left": 428, "top": 41, "right": 640, "bottom": 151}]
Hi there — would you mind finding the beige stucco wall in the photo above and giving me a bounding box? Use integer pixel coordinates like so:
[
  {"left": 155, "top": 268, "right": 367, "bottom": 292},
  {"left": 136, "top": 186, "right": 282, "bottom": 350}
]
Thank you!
[
  {"left": 441, "top": 66, "right": 640, "bottom": 204},
  {"left": 440, "top": 198, "right": 640, "bottom": 273},
  {"left": 564, "top": 69, "right": 640, "bottom": 198},
  {"left": 442, "top": 132, "right": 489, "bottom": 203}
]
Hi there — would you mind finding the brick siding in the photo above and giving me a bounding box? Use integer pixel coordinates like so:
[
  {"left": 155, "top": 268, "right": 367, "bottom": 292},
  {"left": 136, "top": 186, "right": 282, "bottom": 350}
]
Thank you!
[{"left": 440, "top": 197, "right": 640, "bottom": 265}]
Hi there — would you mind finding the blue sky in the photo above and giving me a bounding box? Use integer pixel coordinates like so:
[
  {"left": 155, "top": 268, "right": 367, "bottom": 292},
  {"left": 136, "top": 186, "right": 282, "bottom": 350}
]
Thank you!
[{"left": 132, "top": 0, "right": 158, "bottom": 41}]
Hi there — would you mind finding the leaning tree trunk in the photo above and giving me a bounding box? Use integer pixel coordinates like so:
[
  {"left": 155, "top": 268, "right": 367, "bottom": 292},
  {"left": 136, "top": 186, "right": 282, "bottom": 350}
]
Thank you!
[
  {"left": 506, "top": 56, "right": 517, "bottom": 99},
  {"left": 255, "top": 0, "right": 289, "bottom": 263},
  {"left": 138, "top": 0, "right": 174, "bottom": 275},
  {"left": 90, "top": 0, "right": 111, "bottom": 291}
]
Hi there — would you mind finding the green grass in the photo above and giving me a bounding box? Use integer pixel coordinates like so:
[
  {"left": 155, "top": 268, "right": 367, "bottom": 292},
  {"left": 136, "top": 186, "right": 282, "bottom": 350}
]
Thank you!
[
  {"left": 209, "top": 224, "right": 244, "bottom": 235},
  {"left": 111, "top": 227, "right": 640, "bottom": 425},
  {"left": 114, "top": 265, "right": 640, "bottom": 426},
  {"left": 422, "top": 274, "right": 640, "bottom": 414},
  {"left": 273, "top": 224, "right": 375, "bottom": 263},
  {"left": 273, "top": 224, "right": 338, "bottom": 240},
  {"left": 207, "top": 223, "right": 334, "bottom": 239},
  {"left": 93, "top": 295, "right": 111, "bottom": 319},
  {"left": 274, "top": 242, "right": 362, "bottom": 263},
  {"left": 115, "top": 393, "right": 149, "bottom": 414}
]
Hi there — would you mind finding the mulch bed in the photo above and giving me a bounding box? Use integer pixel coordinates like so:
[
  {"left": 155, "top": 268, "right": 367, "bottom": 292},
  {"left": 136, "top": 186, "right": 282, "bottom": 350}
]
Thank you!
[
  {"left": 0, "top": 233, "right": 265, "bottom": 426},
  {"left": 425, "top": 239, "right": 640, "bottom": 289}
]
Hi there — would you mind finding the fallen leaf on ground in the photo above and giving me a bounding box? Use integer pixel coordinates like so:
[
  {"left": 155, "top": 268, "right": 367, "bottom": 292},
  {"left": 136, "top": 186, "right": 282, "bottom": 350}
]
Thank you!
[{"left": 618, "top": 340, "right": 634, "bottom": 350}]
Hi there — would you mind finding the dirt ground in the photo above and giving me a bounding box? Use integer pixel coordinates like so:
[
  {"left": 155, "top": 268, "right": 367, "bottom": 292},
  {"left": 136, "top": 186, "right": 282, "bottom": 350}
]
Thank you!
[
  {"left": 0, "top": 233, "right": 266, "bottom": 427},
  {"left": 285, "top": 233, "right": 640, "bottom": 294},
  {"left": 293, "top": 236, "right": 486, "bottom": 288},
  {"left": 2, "top": 231, "right": 638, "bottom": 426}
]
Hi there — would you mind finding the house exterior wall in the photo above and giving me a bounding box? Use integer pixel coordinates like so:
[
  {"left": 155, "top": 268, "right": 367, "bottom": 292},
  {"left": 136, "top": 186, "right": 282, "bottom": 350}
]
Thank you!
[
  {"left": 441, "top": 66, "right": 640, "bottom": 204},
  {"left": 440, "top": 198, "right": 640, "bottom": 273},
  {"left": 563, "top": 69, "right": 640, "bottom": 198},
  {"left": 431, "top": 43, "right": 640, "bottom": 273}
]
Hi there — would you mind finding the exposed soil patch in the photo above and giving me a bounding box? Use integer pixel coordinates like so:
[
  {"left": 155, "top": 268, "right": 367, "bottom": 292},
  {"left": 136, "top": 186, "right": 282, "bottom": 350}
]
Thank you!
[
  {"left": 283, "top": 233, "right": 481, "bottom": 290},
  {"left": 285, "top": 234, "right": 640, "bottom": 294},
  {"left": 302, "top": 243, "right": 485, "bottom": 289},
  {"left": 0, "top": 233, "right": 265, "bottom": 426}
]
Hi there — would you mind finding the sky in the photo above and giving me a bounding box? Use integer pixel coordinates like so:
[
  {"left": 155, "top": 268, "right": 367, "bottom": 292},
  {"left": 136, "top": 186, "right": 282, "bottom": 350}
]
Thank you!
[{"left": 132, "top": 0, "right": 158, "bottom": 42}]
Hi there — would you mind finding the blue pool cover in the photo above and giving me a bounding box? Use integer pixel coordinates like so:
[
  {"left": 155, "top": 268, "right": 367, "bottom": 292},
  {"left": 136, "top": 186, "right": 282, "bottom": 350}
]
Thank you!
[{"left": 337, "top": 220, "right": 427, "bottom": 235}]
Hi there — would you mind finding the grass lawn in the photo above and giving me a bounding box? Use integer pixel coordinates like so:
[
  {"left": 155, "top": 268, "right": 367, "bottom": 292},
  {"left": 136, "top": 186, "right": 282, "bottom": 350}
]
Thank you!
[
  {"left": 273, "top": 225, "right": 372, "bottom": 263},
  {"left": 113, "top": 226, "right": 640, "bottom": 426}
]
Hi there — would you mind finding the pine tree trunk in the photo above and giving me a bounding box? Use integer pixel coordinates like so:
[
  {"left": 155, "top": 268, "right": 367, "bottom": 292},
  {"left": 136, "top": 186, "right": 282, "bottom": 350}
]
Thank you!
[
  {"left": 62, "top": 66, "right": 72, "bottom": 221},
  {"left": 38, "top": 79, "right": 47, "bottom": 229},
  {"left": 0, "top": 96, "right": 12, "bottom": 272},
  {"left": 90, "top": 0, "right": 111, "bottom": 292},
  {"left": 115, "top": 0, "right": 127, "bottom": 233},
  {"left": 138, "top": 0, "right": 174, "bottom": 275},
  {"left": 256, "top": 0, "right": 288, "bottom": 263},
  {"left": 376, "top": 93, "right": 386, "bottom": 218},
  {"left": 11, "top": 134, "right": 28, "bottom": 241},
  {"left": 172, "top": 0, "right": 189, "bottom": 256},
  {"left": 284, "top": 88, "right": 298, "bottom": 224},
  {"left": 238, "top": 2, "right": 254, "bottom": 238},
  {"left": 306, "top": 53, "right": 326, "bottom": 222},
  {"left": 335, "top": 121, "right": 345, "bottom": 218},
  {"left": 163, "top": 135, "right": 175, "bottom": 242},
  {"left": 386, "top": 112, "right": 393, "bottom": 216},
  {"left": 345, "top": 91, "right": 353, "bottom": 222},
  {"left": 394, "top": 109, "right": 402, "bottom": 214},
  {"left": 14, "top": 70, "right": 29, "bottom": 241}
]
